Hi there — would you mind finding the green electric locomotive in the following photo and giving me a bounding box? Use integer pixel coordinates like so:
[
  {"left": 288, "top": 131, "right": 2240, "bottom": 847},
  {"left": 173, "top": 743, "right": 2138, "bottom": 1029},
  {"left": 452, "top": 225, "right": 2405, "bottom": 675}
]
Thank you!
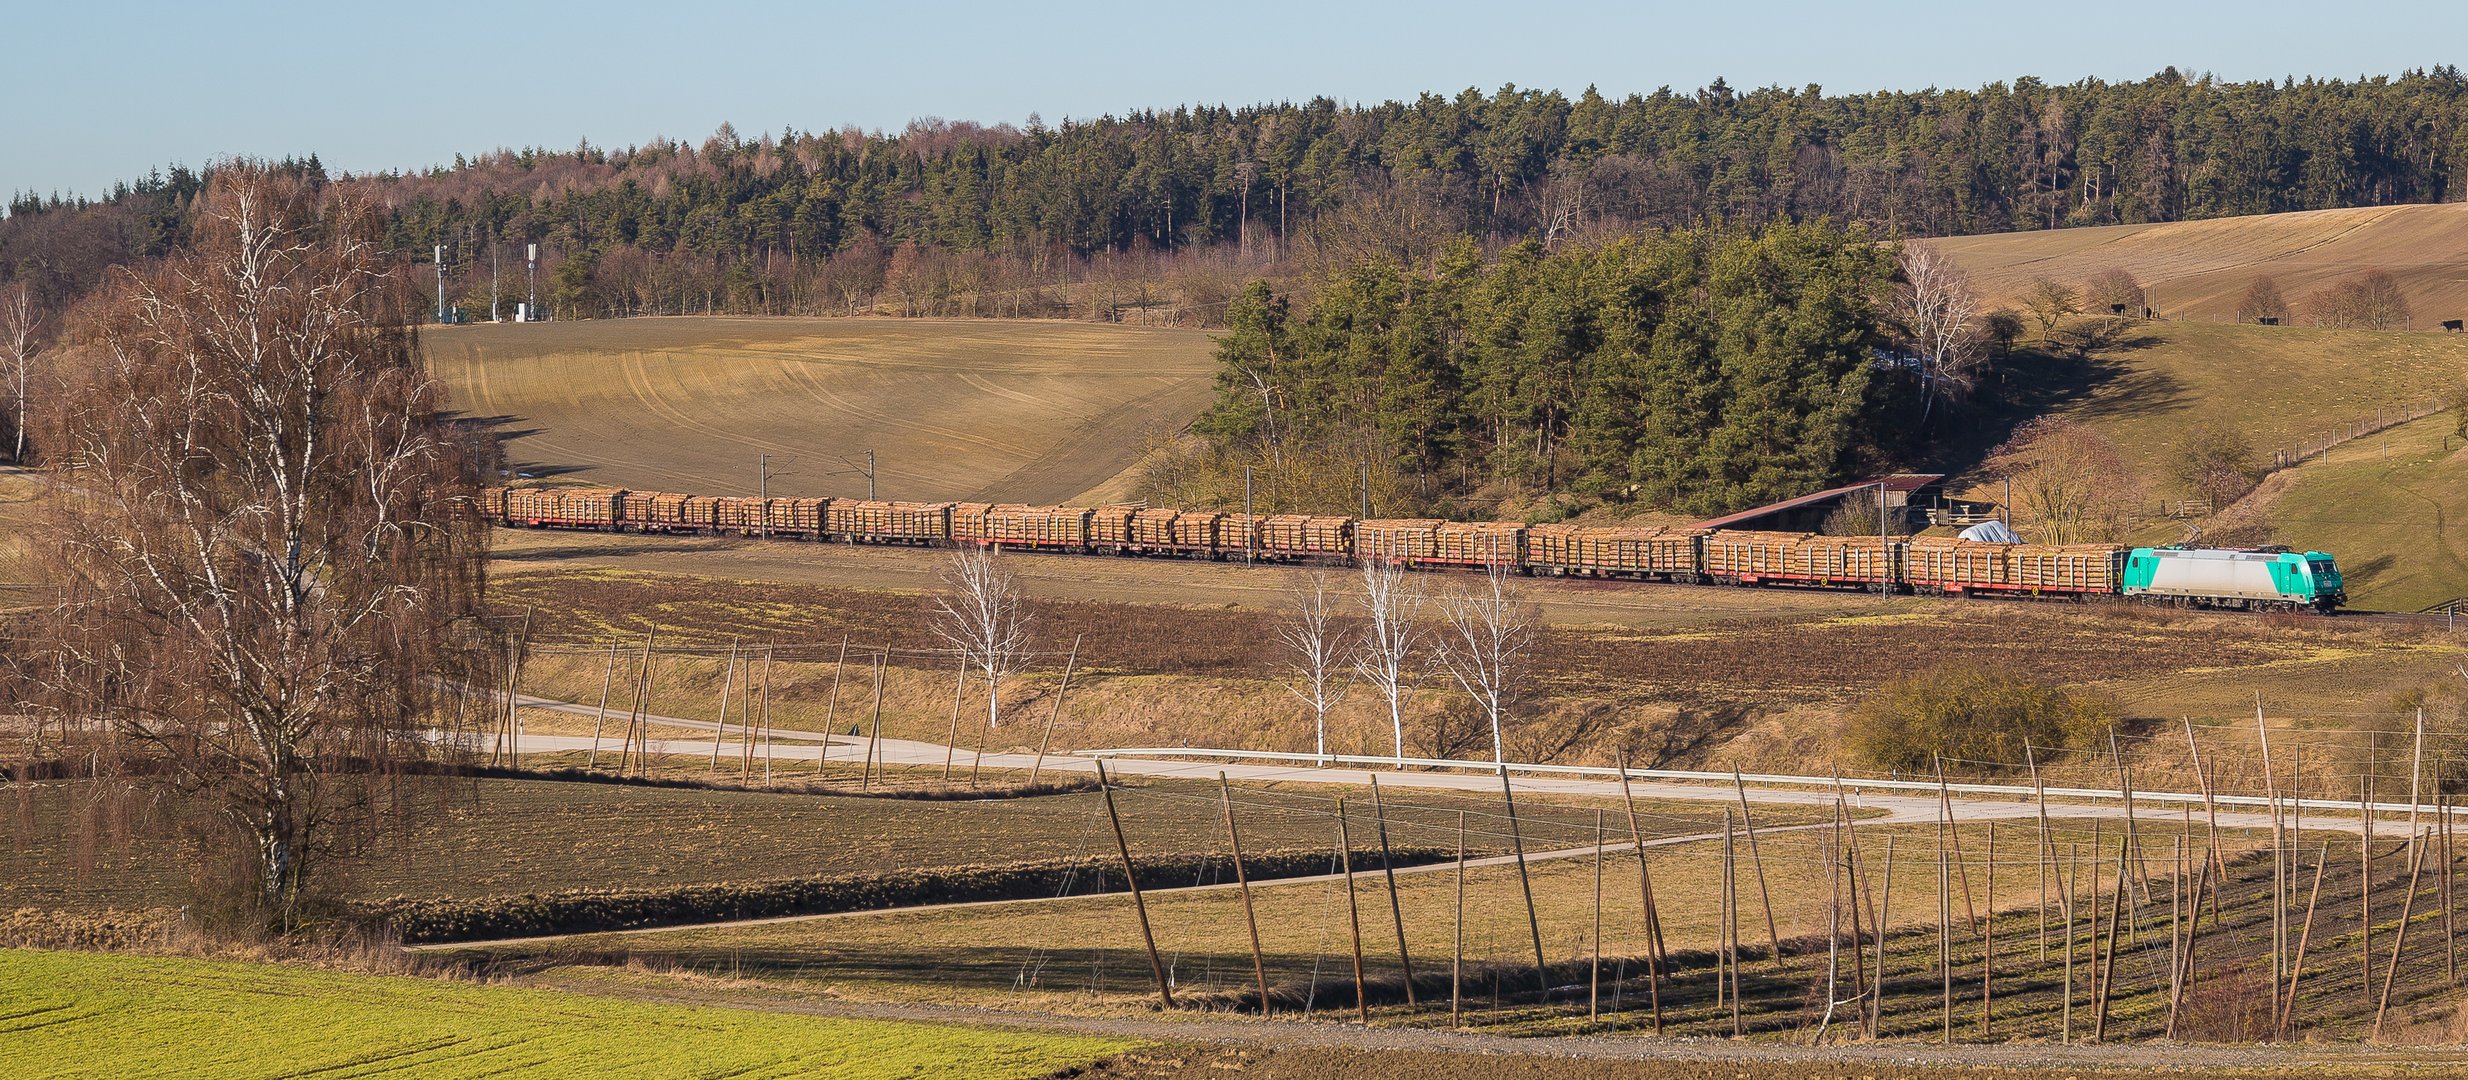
[{"left": 2122, "top": 547, "right": 2345, "bottom": 612}]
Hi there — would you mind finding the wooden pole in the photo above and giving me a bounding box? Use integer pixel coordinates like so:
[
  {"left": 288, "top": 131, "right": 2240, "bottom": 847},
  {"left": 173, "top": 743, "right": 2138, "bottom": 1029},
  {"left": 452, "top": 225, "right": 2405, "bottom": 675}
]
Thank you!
[
  {"left": 1027, "top": 634, "right": 1081, "bottom": 787},
  {"left": 2168, "top": 836, "right": 2214, "bottom": 1040},
  {"left": 1337, "top": 797, "right": 1369, "bottom": 1023},
  {"left": 1934, "top": 757, "right": 1981, "bottom": 933},
  {"left": 1496, "top": 762, "right": 1550, "bottom": 997},
  {"left": 2371, "top": 830, "right": 2430, "bottom": 1041},
  {"left": 2030, "top": 746, "right": 2051, "bottom": 960},
  {"left": 709, "top": 638, "right": 740, "bottom": 774},
  {"left": 1452, "top": 811, "right": 1466, "bottom": 1029},
  {"left": 1868, "top": 835, "right": 1895, "bottom": 1040},
  {"left": 2061, "top": 843, "right": 2076, "bottom": 1044},
  {"left": 1591, "top": 810, "right": 1604, "bottom": 1023},
  {"left": 814, "top": 635, "right": 846, "bottom": 777},
  {"left": 940, "top": 656, "right": 966, "bottom": 780},
  {"left": 2412, "top": 707, "right": 2427, "bottom": 838},
  {"left": 585, "top": 642, "right": 618, "bottom": 769},
  {"left": 756, "top": 644, "right": 774, "bottom": 787},
  {"left": 1218, "top": 773, "right": 1270, "bottom": 1016},
  {"left": 1097, "top": 761, "right": 1173, "bottom": 1010},
  {"left": 2276, "top": 841, "right": 2330, "bottom": 1039},
  {"left": 1980, "top": 825, "right": 1994, "bottom": 1038},
  {"left": 862, "top": 649, "right": 886, "bottom": 791},
  {"left": 1732, "top": 769, "right": 1783, "bottom": 966},
  {"left": 1938, "top": 835, "right": 1952, "bottom": 1044},
  {"left": 2167, "top": 835, "right": 2185, "bottom": 1039},
  {"left": 2093, "top": 842, "right": 2127, "bottom": 1042},
  {"left": 1726, "top": 808, "right": 1742, "bottom": 1037},
  {"left": 2258, "top": 698, "right": 2284, "bottom": 993},
  {"left": 2112, "top": 730, "right": 2151, "bottom": 903},
  {"left": 1615, "top": 752, "right": 1667, "bottom": 1031},
  {"left": 2364, "top": 773, "right": 2375, "bottom": 997},
  {"left": 2445, "top": 795, "right": 2458, "bottom": 986},
  {"left": 1367, "top": 776, "right": 1418, "bottom": 1006},
  {"left": 618, "top": 627, "right": 655, "bottom": 775}
]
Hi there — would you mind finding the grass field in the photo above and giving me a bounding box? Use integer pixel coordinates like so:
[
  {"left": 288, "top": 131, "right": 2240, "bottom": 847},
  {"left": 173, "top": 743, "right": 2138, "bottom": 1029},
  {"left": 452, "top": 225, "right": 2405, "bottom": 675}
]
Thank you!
[
  {"left": 2263, "top": 413, "right": 2468, "bottom": 612},
  {"left": 1927, "top": 202, "right": 2468, "bottom": 324},
  {"left": 427, "top": 316, "right": 1216, "bottom": 504},
  {"left": 0, "top": 948, "right": 1133, "bottom": 1078}
]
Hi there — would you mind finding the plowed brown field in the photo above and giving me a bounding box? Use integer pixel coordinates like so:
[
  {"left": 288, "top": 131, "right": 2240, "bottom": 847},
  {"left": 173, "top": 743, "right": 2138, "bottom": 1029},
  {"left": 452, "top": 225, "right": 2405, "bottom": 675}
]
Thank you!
[
  {"left": 1927, "top": 201, "right": 2468, "bottom": 323},
  {"left": 427, "top": 316, "right": 1216, "bottom": 504}
]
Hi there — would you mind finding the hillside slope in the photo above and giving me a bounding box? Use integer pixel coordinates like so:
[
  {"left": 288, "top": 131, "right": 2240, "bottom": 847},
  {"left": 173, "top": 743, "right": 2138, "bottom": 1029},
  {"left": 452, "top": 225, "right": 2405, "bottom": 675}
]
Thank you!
[
  {"left": 1928, "top": 202, "right": 2468, "bottom": 324},
  {"left": 428, "top": 317, "right": 1216, "bottom": 504}
]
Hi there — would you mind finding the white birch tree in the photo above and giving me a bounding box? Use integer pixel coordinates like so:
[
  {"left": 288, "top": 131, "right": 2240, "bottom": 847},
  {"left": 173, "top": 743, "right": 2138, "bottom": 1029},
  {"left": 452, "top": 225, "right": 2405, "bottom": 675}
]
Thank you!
[
  {"left": 1898, "top": 245, "right": 1981, "bottom": 423},
  {"left": 0, "top": 282, "right": 39, "bottom": 462},
  {"left": 1434, "top": 564, "right": 1536, "bottom": 764},
  {"left": 931, "top": 546, "right": 1034, "bottom": 739},
  {"left": 1278, "top": 571, "right": 1352, "bottom": 763},
  {"left": 1352, "top": 556, "right": 1425, "bottom": 766}
]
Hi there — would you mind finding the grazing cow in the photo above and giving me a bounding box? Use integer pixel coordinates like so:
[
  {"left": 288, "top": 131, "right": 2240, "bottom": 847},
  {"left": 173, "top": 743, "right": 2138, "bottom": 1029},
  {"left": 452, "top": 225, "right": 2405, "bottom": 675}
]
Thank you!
[
  {"left": 2259, "top": 316, "right": 2280, "bottom": 326},
  {"left": 2443, "top": 318, "right": 2464, "bottom": 332}
]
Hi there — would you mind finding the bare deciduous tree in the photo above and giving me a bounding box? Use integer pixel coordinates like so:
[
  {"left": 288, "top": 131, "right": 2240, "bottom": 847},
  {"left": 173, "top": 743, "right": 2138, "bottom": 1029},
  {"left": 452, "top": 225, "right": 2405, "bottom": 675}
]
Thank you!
[
  {"left": 1988, "top": 416, "right": 2143, "bottom": 544},
  {"left": 1433, "top": 565, "right": 1536, "bottom": 764},
  {"left": 1351, "top": 556, "right": 1425, "bottom": 766},
  {"left": 2023, "top": 278, "right": 2078, "bottom": 342},
  {"left": 1277, "top": 571, "right": 1353, "bottom": 763},
  {"left": 0, "top": 282, "right": 39, "bottom": 462},
  {"left": 931, "top": 546, "right": 1034, "bottom": 739},
  {"left": 19, "top": 166, "right": 492, "bottom": 931},
  {"left": 1897, "top": 245, "right": 1981, "bottom": 423}
]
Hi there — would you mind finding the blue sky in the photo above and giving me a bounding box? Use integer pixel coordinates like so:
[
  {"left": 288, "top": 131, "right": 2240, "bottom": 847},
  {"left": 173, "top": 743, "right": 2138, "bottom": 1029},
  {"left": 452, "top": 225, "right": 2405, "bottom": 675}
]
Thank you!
[{"left": 7, "top": 0, "right": 2466, "bottom": 199}]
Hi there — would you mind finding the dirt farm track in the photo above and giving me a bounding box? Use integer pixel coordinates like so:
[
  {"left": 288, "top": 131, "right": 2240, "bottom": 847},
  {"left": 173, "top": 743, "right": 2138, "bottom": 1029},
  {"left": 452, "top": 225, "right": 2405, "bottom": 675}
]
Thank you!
[{"left": 427, "top": 316, "right": 1217, "bottom": 505}]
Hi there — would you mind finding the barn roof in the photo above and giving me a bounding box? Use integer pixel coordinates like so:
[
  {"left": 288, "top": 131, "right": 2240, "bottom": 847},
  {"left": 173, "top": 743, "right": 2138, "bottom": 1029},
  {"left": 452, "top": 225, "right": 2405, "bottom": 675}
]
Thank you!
[{"left": 1688, "top": 473, "right": 1945, "bottom": 532}]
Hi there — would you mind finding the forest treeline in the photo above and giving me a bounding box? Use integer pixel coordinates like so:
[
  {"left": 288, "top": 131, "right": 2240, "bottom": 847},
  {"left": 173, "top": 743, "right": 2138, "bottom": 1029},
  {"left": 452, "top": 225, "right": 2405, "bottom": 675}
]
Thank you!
[
  {"left": 10, "top": 68, "right": 2468, "bottom": 319},
  {"left": 1146, "top": 223, "right": 1911, "bottom": 519}
]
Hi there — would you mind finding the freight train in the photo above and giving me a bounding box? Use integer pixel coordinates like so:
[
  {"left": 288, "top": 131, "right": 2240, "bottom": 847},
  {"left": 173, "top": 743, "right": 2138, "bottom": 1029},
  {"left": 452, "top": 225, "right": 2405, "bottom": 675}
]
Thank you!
[{"left": 481, "top": 485, "right": 2347, "bottom": 613}]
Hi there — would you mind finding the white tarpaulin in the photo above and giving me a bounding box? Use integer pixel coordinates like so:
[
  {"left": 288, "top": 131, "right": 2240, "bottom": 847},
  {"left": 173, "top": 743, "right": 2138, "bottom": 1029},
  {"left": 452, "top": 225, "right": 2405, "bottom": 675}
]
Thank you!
[{"left": 1958, "top": 520, "right": 2022, "bottom": 544}]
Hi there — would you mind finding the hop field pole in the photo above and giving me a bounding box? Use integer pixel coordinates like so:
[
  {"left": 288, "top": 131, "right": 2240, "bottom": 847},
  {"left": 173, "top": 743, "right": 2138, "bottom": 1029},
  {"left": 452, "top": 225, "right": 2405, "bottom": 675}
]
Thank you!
[
  {"left": 709, "top": 638, "right": 739, "bottom": 775},
  {"left": 2363, "top": 773, "right": 2375, "bottom": 997},
  {"left": 1868, "top": 836, "right": 1894, "bottom": 1041},
  {"left": 941, "top": 657, "right": 966, "bottom": 780},
  {"left": 1495, "top": 762, "right": 1550, "bottom": 999},
  {"left": 1980, "top": 827, "right": 1994, "bottom": 1038},
  {"left": 2276, "top": 841, "right": 2330, "bottom": 1039},
  {"left": 1938, "top": 835, "right": 1952, "bottom": 1045},
  {"left": 1368, "top": 776, "right": 1417, "bottom": 1006},
  {"left": 1096, "top": 761, "right": 1173, "bottom": 1011},
  {"left": 2259, "top": 698, "right": 2284, "bottom": 993},
  {"left": 1725, "top": 809, "right": 1741, "bottom": 1037},
  {"left": 1453, "top": 811, "right": 1466, "bottom": 1029},
  {"left": 1616, "top": 753, "right": 1665, "bottom": 1033},
  {"left": 585, "top": 641, "right": 618, "bottom": 770},
  {"left": 1933, "top": 757, "right": 1980, "bottom": 933},
  {"left": 2371, "top": 828, "right": 2431, "bottom": 1041},
  {"left": 2030, "top": 746, "right": 2051, "bottom": 960},
  {"left": 2166, "top": 835, "right": 2185, "bottom": 1039},
  {"left": 2444, "top": 795, "right": 2458, "bottom": 985},
  {"left": 1336, "top": 797, "right": 1369, "bottom": 1023},
  {"left": 814, "top": 636, "right": 846, "bottom": 778},
  {"left": 1591, "top": 810, "right": 1604, "bottom": 1023},
  {"left": 2093, "top": 842, "right": 2127, "bottom": 1042},
  {"left": 1029, "top": 634, "right": 1082, "bottom": 788},
  {"left": 862, "top": 649, "right": 886, "bottom": 791},
  {"left": 2111, "top": 730, "right": 2151, "bottom": 904},
  {"left": 1217, "top": 773, "right": 1270, "bottom": 1016},
  {"left": 1732, "top": 768, "right": 1783, "bottom": 968},
  {"left": 2061, "top": 843, "right": 2076, "bottom": 1043}
]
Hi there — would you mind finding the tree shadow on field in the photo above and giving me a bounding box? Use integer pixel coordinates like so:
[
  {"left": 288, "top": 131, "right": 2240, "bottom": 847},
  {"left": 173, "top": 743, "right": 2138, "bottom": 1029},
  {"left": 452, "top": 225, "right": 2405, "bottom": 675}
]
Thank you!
[
  {"left": 1620, "top": 701, "right": 1762, "bottom": 769},
  {"left": 1927, "top": 323, "right": 2183, "bottom": 480}
]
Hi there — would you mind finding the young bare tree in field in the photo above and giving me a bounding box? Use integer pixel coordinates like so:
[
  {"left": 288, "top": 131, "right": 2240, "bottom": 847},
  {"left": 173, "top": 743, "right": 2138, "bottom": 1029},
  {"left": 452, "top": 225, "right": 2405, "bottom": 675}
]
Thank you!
[
  {"left": 1896, "top": 245, "right": 1981, "bottom": 423},
  {"left": 1434, "top": 564, "right": 1536, "bottom": 764},
  {"left": 932, "top": 546, "right": 1034, "bottom": 744},
  {"left": 1278, "top": 571, "right": 1353, "bottom": 763},
  {"left": 19, "top": 166, "right": 492, "bottom": 932},
  {"left": 0, "top": 282, "right": 40, "bottom": 462},
  {"left": 1352, "top": 556, "right": 1425, "bottom": 766}
]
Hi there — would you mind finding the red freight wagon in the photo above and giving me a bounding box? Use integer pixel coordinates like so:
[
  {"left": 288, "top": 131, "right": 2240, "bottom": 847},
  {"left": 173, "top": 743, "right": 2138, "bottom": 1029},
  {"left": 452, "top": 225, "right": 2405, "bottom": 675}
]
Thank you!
[
  {"left": 982, "top": 505, "right": 1093, "bottom": 551},
  {"left": 1431, "top": 521, "right": 1525, "bottom": 569},
  {"left": 1701, "top": 531, "right": 1895, "bottom": 589},
  {"left": 1165, "top": 511, "right": 1222, "bottom": 554},
  {"left": 1088, "top": 505, "right": 1136, "bottom": 550},
  {"left": 1527, "top": 524, "right": 1700, "bottom": 580},
  {"left": 548, "top": 486, "right": 623, "bottom": 527},
  {"left": 949, "top": 502, "right": 995, "bottom": 545},
  {"left": 1902, "top": 537, "right": 2123, "bottom": 598},
  {"left": 826, "top": 499, "right": 951, "bottom": 544},
  {"left": 712, "top": 496, "right": 766, "bottom": 534},
  {"left": 1257, "top": 515, "right": 1354, "bottom": 561},
  {"left": 1356, "top": 519, "right": 1442, "bottom": 565},
  {"left": 761, "top": 497, "right": 827, "bottom": 538}
]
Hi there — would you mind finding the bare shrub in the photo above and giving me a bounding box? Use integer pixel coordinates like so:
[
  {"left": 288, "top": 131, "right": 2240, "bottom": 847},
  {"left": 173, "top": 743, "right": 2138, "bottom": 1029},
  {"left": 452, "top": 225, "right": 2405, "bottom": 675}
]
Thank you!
[
  {"left": 2083, "top": 267, "right": 2145, "bottom": 316},
  {"left": 1849, "top": 666, "right": 2113, "bottom": 775},
  {"left": 2309, "top": 269, "right": 2413, "bottom": 330},
  {"left": 2168, "top": 422, "right": 2263, "bottom": 508},
  {"left": 2235, "top": 276, "right": 2291, "bottom": 323}
]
